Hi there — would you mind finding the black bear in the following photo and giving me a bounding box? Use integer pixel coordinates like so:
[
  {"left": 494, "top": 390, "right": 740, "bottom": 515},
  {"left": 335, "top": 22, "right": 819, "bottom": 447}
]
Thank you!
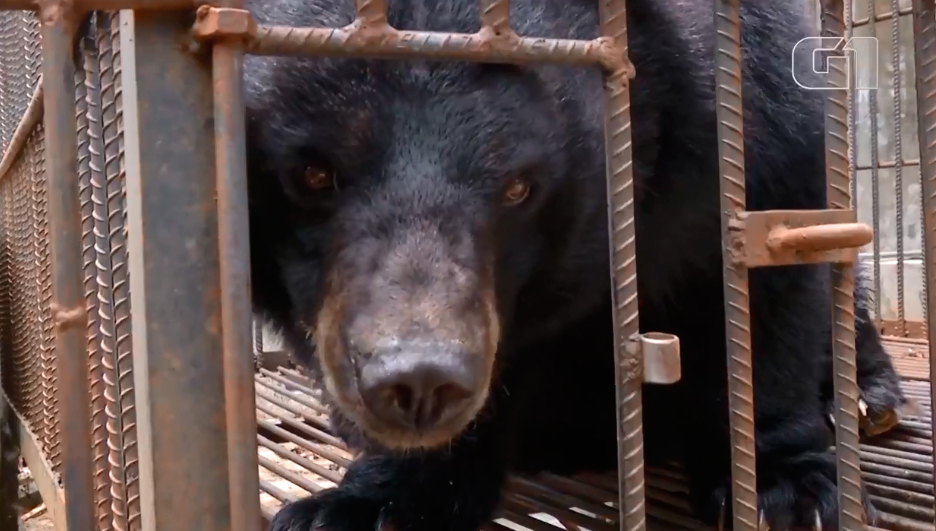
[{"left": 242, "top": 0, "right": 909, "bottom": 529}]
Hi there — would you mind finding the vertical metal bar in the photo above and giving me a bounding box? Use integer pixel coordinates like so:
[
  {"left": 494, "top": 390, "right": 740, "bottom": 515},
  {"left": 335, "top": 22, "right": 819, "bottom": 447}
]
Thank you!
[
  {"left": 212, "top": 2, "right": 262, "bottom": 530},
  {"left": 868, "top": 0, "right": 883, "bottom": 322},
  {"left": 891, "top": 0, "right": 907, "bottom": 336},
  {"left": 119, "top": 10, "right": 232, "bottom": 531},
  {"left": 355, "top": 0, "right": 387, "bottom": 26},
  {"left": 107, "top": 13, "right": 143, "bottom": 529},
  {"left": 95, "top": 12, "right": 140, "bottom": 531},
  {"left": 480, "top": 0, "right": 510, "bottom": 35},
  {"left": 847, "top": 0, "right": 857, "bottom": 208},
  {"left": 76, "top": 20, "right": 116, "bottom": 528},
  {"left": 0, "top": 13, "right": 13, "bottom": 151},
  {"left": 821, "top": 1, "right": 864, "bottom": 530},
  {"left": 911, "top": 0, "right": 936, "bottom": 512},
  {"left": 598, "top": 2, "right": 645, "bottom": 531},
  {"left": 40, "top": 9, "right": 97, "bottom": 531},
  {"left": 714, "top": 1, "right": 757, "bottom": 530}
]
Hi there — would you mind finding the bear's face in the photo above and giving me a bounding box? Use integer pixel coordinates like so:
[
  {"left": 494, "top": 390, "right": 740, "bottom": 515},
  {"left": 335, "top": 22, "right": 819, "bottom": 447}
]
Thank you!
[{"left": 246, "top": 58, "right": 575, "bottom": 450}]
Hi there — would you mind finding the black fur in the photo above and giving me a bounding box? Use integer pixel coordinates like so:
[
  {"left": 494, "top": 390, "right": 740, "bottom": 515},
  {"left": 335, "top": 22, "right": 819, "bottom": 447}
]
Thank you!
[{"left": 243, "top": 0, "right": 906, "bottom": 529}]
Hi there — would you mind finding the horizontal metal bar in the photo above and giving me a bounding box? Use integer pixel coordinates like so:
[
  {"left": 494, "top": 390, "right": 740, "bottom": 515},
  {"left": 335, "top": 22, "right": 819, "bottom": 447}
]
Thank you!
[
  {"left": 0, "top": 79, "right": 43, "bottom": 183},
  {"left": 244, "top": 23, "right": 634, "bottom": 74},
  {"left": 727, "top": 209, "right": 868, "bottom": 267},
  {"left": 859, "top": 251, "right": 925, "bottom": 260},
  {"left": 852, "top": 5, "right": 914, "bottom": 28},
  {"left": 857, "top": 160, "right": 922, "bottom": 171},
  {"left": 0, "top": 0, "right": 201, "bottom": 10}
]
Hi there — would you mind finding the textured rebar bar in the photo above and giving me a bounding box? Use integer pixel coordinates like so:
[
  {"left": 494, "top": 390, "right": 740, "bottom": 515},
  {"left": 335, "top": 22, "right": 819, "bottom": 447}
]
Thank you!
[
  {"left": 480, "top": 0, "right": 509, "bottom": 36},
  {"left": 910, "top": 0, "right": 936, "bottom": 517},
  {"left": 845, "top": 0, "right": 857, "bottom": 213},
  {"left": 108, "top": 13, "right": 140, "bottom": 530},
  {"left": 597, "top": 2, "right": 644, "bottom": 531},
  {"left": 0, "top": 157, "right": 11, "bottom": 408},
  {"left": 92, "top": 13, "right": 138, "bottom": 531},
  {"left": 23, "top": 10, "right": 38, "bottom": 94},
  {"left": 15, "top": 140, "right": 34, "bottom": 433},
  {"left": 29, "top": 122, "right": 57, "bottom": 471},
  {"left": 891, "top": 0, "right": 907, "bottom": 336},
  {"left": 354, "top": 0, "right": 386, "bottom": 26},
  {"left": 821, "top": 1, "right": 864, "bottom": 530},
  {"left": 1, "top": 161, "right": 15, "bottom": 416},
  {"left": 19, "top": 10, "right": 40, "bottom": 457},
  {"left": 245, "top": 24, "right": 630, "bottom": 75},
  {"left": 77, "top": 16, "right": 116, "bottom": 530},
  {"left": 8, "top": 12, "right": 25, "bottom": 128},
  {"left": 0, "top": 13, "right": 14, "bottom": 150},
  {"left": 868, "top": 0, "right": 883, "bottom": 322},
  {"left": 713, "top": 1, "right": 757, "bottom": 530}
]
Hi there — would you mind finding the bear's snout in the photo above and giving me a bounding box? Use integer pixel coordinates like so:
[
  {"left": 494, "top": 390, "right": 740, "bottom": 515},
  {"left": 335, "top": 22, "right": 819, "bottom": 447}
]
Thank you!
[{"left": 356, "top": 340, "right": 480, "bottom": 433}]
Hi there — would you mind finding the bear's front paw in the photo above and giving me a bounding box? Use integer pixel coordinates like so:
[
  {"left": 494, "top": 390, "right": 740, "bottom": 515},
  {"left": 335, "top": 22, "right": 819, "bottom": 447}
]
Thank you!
[
  {"left": 701, "top": 459, "right": 878, "bottom": 531},
  {"left": 824, "top": 383, "right": 923, "bottom": 438},
  {"left": 268, "top": 487, "right": 395, "bottom": 531}
]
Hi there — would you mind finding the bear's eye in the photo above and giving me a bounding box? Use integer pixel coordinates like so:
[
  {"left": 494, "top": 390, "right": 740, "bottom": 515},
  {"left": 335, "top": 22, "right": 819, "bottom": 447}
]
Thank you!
[
  {"left": 302, "top": 163, "right": 337, "bottom": 192},
  {"left": 502, "top": 176, "right": 531, "bottom": 206}
]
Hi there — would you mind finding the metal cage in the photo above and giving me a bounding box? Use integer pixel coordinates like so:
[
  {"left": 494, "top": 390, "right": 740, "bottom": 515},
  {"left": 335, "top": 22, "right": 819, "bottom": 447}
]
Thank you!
[{"left": 0, "top": 0, "right": 929, "bottom": 531}]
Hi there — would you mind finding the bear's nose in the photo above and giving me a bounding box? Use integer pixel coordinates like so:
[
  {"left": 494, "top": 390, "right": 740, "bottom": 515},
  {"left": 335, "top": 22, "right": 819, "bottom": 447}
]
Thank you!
[{"left": 357, "top": 343, "right": 477, "bottom": 431}]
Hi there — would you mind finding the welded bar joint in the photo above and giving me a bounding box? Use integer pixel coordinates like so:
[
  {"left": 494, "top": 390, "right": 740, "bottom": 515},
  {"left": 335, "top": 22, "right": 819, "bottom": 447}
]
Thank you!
[
  {"left": 193, "top": 6, "right": 255, "bottom": 40},
  {"left": 727, "top": 210, "right": 872, "bottom": 268}
]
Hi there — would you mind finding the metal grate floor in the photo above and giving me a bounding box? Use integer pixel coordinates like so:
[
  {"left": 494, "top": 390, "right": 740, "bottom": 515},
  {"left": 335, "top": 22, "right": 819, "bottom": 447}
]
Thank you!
[{"left": 253, "top": 339, "right": 936, "bottom": 531}]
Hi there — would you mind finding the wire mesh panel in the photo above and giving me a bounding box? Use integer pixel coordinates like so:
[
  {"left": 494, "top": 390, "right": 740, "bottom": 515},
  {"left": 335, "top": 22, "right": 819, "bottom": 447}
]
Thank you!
[
  {"left": 847, "top": 0, "right": 929, "bottom": 339},
  {"left": 0, "top": 7, "right": 61, "bottom": 476},
  {"left": 0, "top": 7, "right": 138, "bottom": 531}
]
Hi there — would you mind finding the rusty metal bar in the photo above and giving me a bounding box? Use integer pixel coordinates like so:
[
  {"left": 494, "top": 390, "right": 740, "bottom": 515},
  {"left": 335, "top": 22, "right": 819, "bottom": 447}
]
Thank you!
[
  {"left": 891, "top": 0, "right": 908, "bottom": 337},
  {"left": 97, "top": 11, "right": 142, "bottom": 530},
  {"left": 597, "top": 1, "right": 644, "bottom": 531},
  {"left": 354, "top": 0, "right": 386, "bottom": 27},
  {"left": 866, "top": 0, "right": 883, "bottom": 322},
  {"left": 767, "top": 223, "right": 872, "bottom": 253},
  {"left": 244, "top": 24, "right": 633, "bottom": 76},
  {"left": 211, "top": 1, "right": 262, "bottom": 529},
  {"left": 0, "top": 0, "right": 202, "bottom": 9},
  {"left": 911, "top": 0, "right": 936, "bottom": 518},
  {"left": 119, "top": 9, "right": 232, "bottom": 531},
  {"left": 857, "top": 159, "right": 922, "bottom": 170},
  {"left": 713, "top": 0, "right": 757, "bottom": 529},
  {"left": 76, "top": 20, "right": 116, "bottom": 529},
  {"left": 851, "top": 4, "right": 912, "bottom": 29},
  {"left": 821, "top": 0, "right": 864, "bottom": 529},
  {"left": 40, "top": 7, "right": 97, "bottom": 531},
  {"left": 479, "top": 0, "right": 509, "bottom": 36}
]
